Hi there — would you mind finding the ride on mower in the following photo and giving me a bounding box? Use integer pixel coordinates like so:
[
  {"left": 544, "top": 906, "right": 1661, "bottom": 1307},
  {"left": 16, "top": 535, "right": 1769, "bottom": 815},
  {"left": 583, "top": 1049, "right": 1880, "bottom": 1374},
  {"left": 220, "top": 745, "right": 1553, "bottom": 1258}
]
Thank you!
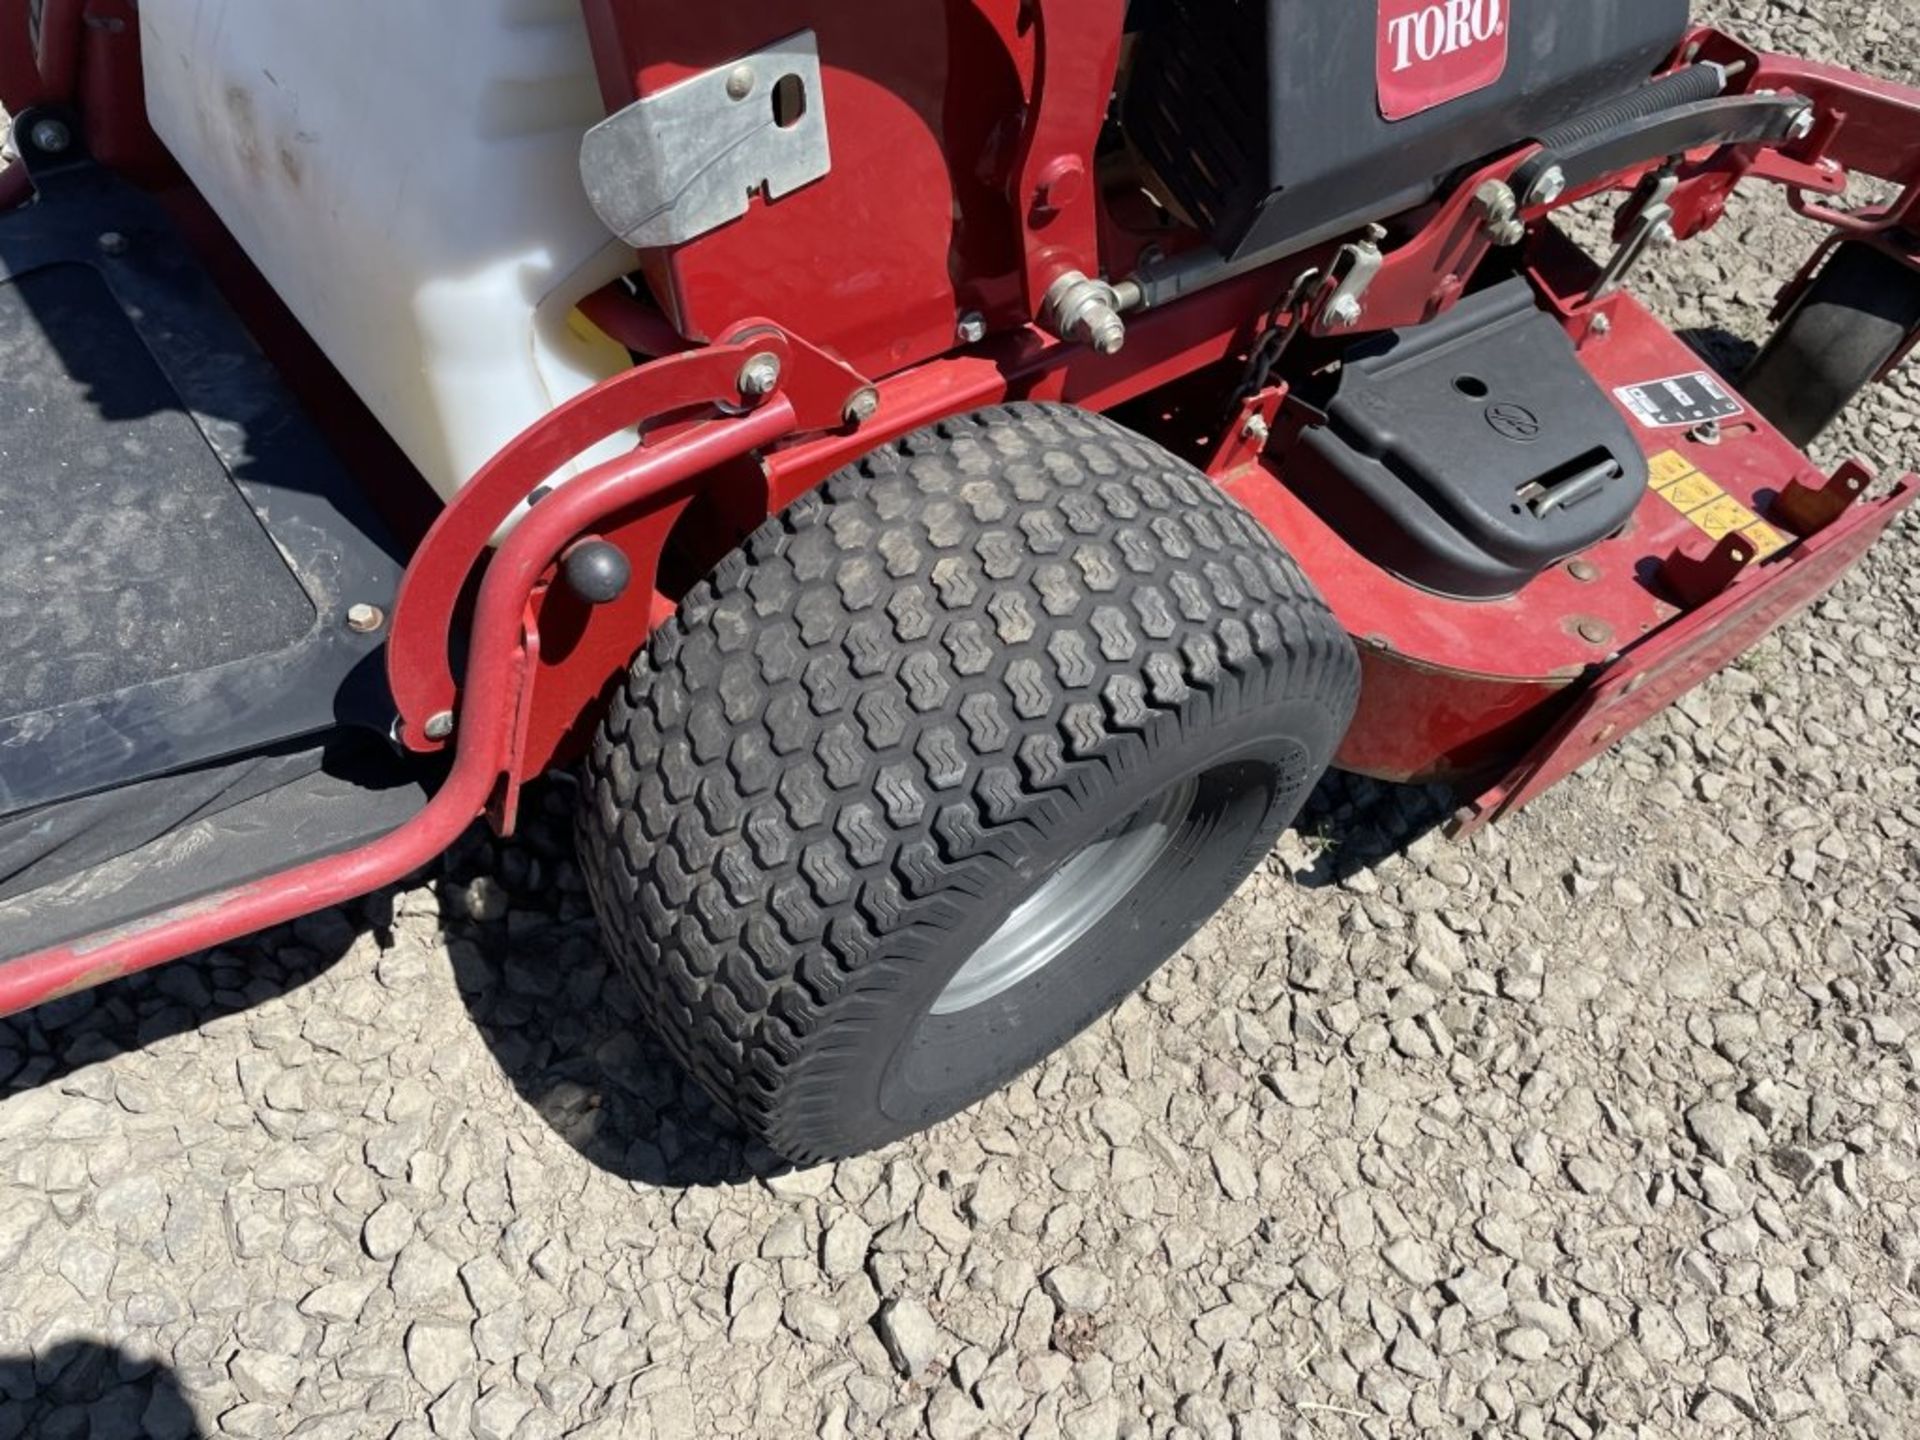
[{"left": 2, "top": 0, "right": 1916, "bottom": 1161}]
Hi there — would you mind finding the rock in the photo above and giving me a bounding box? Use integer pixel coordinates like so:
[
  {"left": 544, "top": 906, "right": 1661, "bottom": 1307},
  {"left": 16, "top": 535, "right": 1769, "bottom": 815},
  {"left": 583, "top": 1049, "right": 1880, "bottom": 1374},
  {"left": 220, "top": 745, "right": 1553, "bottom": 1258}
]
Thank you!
[
  {"left": 1389, "top": 1332, "right": 1443, "bottom": 1380},
  {"left": 822, "top": 1212, "right": 873, "bottom": 1277},
  {"left": 875, "top": 1298, "right": 944, "bottom": 1377},
  {"left": 1383, "top": 1236, "right": 1440, "bottom": 1288},
  {"left": 1686, "top": 1100, "right": 1757, "bottom": 1167},
  {"left": 405, "top": 1322, "right": 476, "bottom": 1396},
  {"left": 302, "top": 1279, "right": 377, "bottom": 1324},
  {"left": 1444, "top": 1266, "right": 1509, "bottom": 1322},
  {"left": 784, "top": 1292, "right": 843, "bottom": 1345},
  {"left": 1210, "top": 1143, "right": 1257, "bottom": 1201},
  {"left": 1333, "top": 1190, "right": 1376, "bottom": 1251},
  {"left": 1500, "top": 1326, "right": 1551, "bottom": 1362},
  {"left": 363, "top": 1199, "right": 415, "bottom": 1260},
  {"left": 1042, "top": 1264, "right": 1110, "bottom": 1312}
]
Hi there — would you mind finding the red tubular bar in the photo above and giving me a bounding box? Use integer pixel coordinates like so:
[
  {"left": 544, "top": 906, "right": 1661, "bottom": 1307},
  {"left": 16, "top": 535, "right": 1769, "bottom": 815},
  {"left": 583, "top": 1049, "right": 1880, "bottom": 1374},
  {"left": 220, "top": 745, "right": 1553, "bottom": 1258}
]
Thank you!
[{"left": 0, "top": 399, "right": 798, "bottom": 1017}]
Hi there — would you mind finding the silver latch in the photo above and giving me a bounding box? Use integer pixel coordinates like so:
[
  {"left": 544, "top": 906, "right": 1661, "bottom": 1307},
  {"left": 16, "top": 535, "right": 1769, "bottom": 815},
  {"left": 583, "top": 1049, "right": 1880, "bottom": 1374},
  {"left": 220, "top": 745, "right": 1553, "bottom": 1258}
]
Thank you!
[{"left": 580, "top": 30, "right": 832, "bottom": 248}]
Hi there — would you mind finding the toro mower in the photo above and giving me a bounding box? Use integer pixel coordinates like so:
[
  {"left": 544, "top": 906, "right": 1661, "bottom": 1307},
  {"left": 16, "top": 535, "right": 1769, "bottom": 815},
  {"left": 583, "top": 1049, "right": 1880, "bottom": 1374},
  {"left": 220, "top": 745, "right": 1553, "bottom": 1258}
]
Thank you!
[{"left": 2, "top": 0, "right": 1917, "bottom": 1162}]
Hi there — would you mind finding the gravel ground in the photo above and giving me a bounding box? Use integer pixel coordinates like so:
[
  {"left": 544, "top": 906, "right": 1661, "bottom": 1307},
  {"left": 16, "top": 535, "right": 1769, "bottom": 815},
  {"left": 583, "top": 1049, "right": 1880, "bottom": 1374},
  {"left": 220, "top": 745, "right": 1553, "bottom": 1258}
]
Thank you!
[{"left": 5, "top": 3, "right": 1920, "bottom": 1437}]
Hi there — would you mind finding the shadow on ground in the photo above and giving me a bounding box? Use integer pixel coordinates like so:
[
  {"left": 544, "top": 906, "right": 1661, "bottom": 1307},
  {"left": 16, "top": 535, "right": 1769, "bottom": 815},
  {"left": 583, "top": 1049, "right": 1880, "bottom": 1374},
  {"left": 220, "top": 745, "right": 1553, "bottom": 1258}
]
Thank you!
[
  {"left": 0, "top": 1342, "right": 204, "bottom": 1439},
  {"left": 1, "top": 767, "right": 1460, "bottom": 1191}
]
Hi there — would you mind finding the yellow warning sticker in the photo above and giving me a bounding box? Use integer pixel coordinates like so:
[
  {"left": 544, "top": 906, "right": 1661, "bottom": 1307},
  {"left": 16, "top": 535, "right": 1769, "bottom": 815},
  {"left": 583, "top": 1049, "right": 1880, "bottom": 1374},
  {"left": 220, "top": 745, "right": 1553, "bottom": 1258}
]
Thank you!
[
  {"left": 1665, "top": 471, "right": 1725, "bottom": 514},
  {"left": 1644, "top": 451, "right": 1794, "bottom": 560},
  {"left": 1648, "top": 450, "right": 1698, "bottom": 490},
  {"left": 1742, "top": 521, "right": 1790, "bottom": 559},
  {"left": 1691, "top": 494, "right": 1762, "bottom": 541}
]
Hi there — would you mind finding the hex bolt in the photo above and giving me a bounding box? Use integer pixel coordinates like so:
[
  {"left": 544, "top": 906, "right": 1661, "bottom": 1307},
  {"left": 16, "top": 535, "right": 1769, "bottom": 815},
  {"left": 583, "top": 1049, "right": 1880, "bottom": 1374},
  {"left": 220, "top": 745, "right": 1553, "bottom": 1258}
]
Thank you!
[
  {"left": 1526, "top": 165, "right": 1568, "bottom": 207},
  {"left": 424, "top": 711, "right": 455, "bottom": 741},
  {"left": 28, "top": 117, "right": 70, "bottom": 154},
  {"left": 97, "top": 232, "right": 129, "bottom": 257},
  {"left": 956, "top": 311, "right": 987, "bottom": 345},
  {"left": 843, "top": 387, "right": 881, "bottom": 426},
  {"left": 345, "top": 602, "right": 385, "bottom": 633},
  {"left": 1241, "top": 415, "right": 1271, "bottom": 444},
  {"left": 736, "top": 351, "right": 781, "bottom": 398},
  {"left": 1788, "top": 106, "right": 1817, "bottom": 141},
  {"left": 725, "top": 64, "right": 756, "bottom": 100},
  {"left": 1327, "top": 294, "right": 1364, "bottom": 329},
  {"left": 1590, "top": 313, "right": 1613, "bottom": 337}
]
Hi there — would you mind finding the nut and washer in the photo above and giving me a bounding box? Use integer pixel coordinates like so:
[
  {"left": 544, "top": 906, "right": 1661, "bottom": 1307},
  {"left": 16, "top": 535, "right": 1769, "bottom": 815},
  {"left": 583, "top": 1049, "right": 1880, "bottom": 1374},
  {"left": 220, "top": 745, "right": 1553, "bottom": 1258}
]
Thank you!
[
  {"left": 345, "top": 602, "right": 385, "bottom": 634},
  {"left": 1525, "top": 165, "right": 1568, "bottom": 207},
  {"left": 736, "top": 351, "right": 782, "bottom": 398},
  {"left": 725, "top": 64, "right": 757, "bottom": 100},
  {"left": 843, "top": 387, "right": 881, "bottom": 426},
  {"left": 1787, "top": 106, "right": 1817, "bottom": 141},
  {"left": 1326, "top": 294, "right": 1364, "bottom": 329}
]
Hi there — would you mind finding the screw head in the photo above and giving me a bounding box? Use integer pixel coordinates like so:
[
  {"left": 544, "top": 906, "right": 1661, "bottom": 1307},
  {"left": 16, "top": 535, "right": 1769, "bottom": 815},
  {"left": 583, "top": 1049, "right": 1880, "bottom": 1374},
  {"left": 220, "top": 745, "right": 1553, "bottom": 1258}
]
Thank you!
[
  {"left": 28, "top": 117, "right": 70, "bottom": 154},
  {"left": 1576, "top": 619, "right": 1611, "bottom": 645},
  {"left": 737, "top": 352, "right": 781, "bottom": 399},
  {"left": 843, "top": 387, "right": 881, "bottom": 426},
  {"left": 97, "top": 231, "right": 129, "bottom": 257},
  {"left": 1567, "top": 559, "right": 1599, "bottom": 582},
  {"left": 345, "top": 602, "right": 385, "bottom": 633},
  {"left": 1527, "top": 165, "right": 1568, "bottom": 207},
  {"left": 1327, "top": 294, "right": 1364, "bottom": 329},
  {"left": 956, "top": 311, "right": 987, "bottom": 345},
  {"left": 725, "top": 64, "right": 756, "bottom": 100},
  {"left": 424, "top": 711, "right": 455, "bottom": 741}
]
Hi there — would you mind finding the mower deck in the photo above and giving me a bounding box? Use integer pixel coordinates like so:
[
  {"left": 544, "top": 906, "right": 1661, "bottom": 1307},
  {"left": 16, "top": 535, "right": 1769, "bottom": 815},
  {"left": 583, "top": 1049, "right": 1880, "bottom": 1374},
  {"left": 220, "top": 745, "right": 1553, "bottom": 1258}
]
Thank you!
[{"left": 1225, "top": 270, "right": 1917, "bottom": 795}]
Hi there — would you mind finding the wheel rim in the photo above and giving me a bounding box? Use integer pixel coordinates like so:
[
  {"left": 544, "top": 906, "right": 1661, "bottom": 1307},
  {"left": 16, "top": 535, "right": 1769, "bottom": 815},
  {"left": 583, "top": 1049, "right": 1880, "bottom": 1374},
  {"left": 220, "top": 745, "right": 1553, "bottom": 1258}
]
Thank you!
[{"left": 930, "top": 775, "right": 1200, "bottom": 1016}]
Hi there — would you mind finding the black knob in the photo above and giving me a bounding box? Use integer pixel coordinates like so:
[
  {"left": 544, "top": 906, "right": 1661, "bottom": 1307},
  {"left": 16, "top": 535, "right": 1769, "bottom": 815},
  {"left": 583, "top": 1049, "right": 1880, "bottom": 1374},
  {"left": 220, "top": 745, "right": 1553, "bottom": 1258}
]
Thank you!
[{"left": 562, "top": 540, "right": 632, "bottom": 605}]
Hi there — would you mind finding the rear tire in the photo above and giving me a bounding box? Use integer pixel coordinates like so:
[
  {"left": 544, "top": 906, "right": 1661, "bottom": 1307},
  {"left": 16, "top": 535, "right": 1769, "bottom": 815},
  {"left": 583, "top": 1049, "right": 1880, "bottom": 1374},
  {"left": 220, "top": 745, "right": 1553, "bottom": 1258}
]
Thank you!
[
  {"left": 1742, "top": 241, "right": 1920, "bottom": 448},
  {"left": 576, "top": 403, "right": 1359, "bottom": 1161}
]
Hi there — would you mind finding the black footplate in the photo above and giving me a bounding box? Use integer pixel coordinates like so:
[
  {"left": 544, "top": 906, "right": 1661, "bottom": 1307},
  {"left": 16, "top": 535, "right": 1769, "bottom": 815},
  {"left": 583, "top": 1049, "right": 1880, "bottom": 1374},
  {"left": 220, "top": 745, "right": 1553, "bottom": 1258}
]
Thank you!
[
  {"left": 1294, "top": 280, "right": 1647, "bottom": 600},
  {"left": 0, "top": 112, "right": 405, "bottom": 818}
]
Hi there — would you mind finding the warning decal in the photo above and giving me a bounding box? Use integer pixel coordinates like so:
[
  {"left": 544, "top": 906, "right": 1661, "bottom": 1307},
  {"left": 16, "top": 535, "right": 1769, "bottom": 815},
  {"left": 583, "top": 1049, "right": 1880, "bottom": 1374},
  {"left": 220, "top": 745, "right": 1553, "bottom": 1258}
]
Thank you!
[
  {"left": 1615, "top": 372, "right": 1745, "bottom": 430},
  {"left": 1646, "top": 450, "right": 1789, "bottom": 559}
]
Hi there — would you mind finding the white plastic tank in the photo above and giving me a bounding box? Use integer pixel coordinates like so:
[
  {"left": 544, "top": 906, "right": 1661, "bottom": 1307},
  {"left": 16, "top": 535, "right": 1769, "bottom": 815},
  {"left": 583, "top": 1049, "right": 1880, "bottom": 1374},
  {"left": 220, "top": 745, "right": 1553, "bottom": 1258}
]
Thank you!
[{"left": 140, "top": 0, "right": 636, "bottom": 501}]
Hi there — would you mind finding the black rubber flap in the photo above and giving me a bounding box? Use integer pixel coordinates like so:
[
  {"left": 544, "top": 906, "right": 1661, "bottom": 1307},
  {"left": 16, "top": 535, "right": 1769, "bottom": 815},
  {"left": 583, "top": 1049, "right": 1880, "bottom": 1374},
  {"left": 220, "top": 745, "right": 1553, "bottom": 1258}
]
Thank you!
[{"left": 1296, "top": 279, "right": 1648, "bottom": 599}]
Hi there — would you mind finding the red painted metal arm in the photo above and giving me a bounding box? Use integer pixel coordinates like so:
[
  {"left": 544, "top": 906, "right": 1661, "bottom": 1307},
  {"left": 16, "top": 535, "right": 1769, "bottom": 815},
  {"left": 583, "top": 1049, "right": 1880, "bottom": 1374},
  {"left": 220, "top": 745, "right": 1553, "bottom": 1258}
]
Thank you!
[{"left": 0, "top": 400, "right": 797, "bottom": 1017}]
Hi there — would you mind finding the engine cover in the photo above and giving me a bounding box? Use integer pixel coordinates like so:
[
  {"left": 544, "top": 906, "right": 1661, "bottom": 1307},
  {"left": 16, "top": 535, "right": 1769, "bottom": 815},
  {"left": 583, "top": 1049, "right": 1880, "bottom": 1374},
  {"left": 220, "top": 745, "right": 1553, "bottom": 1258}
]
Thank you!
[
  {"left": 1291, "top": 281, "right": 1649, "bottom": 600},
  {"left": 1124, "top": 0, "right": 1692, "bottom": 263}
]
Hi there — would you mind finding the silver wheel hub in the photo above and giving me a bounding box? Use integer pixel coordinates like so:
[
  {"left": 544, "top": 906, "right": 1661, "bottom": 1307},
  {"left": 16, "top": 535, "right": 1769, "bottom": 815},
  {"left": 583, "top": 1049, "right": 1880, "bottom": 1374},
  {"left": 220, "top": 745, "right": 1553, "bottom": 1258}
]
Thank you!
[{"left": 930, "top": 777, "right": 1198, "bottom": 1016}]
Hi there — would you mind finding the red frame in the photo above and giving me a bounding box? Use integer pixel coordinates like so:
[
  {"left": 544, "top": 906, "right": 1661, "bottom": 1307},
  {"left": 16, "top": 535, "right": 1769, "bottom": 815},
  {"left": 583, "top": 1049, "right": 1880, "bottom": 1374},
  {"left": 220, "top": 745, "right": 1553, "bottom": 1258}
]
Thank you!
[{"left": 4, "top": 9, "right": 1920, "bottom": 1011}]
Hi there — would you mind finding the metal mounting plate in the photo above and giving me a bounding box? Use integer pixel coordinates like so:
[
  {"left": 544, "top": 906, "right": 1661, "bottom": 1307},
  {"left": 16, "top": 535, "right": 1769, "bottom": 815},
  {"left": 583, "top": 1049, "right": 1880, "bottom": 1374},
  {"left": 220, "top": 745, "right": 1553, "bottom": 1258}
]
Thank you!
[{"left": 581, "top": 30, "right": 831, "bottom": 249}]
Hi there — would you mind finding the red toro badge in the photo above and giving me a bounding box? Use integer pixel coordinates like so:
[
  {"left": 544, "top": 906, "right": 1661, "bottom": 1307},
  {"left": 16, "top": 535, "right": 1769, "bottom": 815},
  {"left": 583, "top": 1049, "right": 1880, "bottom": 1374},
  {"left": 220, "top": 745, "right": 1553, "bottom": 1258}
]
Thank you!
[{"left": 1378, "top": 0, "right": 1511, "bottom": 121}]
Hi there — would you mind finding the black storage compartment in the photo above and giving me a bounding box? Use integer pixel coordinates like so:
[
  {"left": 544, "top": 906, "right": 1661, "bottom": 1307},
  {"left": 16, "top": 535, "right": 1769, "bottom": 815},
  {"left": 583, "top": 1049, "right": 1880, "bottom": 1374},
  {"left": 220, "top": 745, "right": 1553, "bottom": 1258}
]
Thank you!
[
  {"left": 1125, "top": 0, "right": 1692, "bottom": 263},
  {"left": 1294, "top": 280, "right": 1648, "bottom": 600}
]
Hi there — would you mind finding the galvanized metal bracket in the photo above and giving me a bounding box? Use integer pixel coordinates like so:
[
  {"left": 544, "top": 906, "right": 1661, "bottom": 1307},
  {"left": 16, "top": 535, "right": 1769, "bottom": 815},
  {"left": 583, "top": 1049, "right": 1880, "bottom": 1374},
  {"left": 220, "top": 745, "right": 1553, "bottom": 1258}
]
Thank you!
[{"left": 580, "top": 30, "right": 831, "bottom": 249}]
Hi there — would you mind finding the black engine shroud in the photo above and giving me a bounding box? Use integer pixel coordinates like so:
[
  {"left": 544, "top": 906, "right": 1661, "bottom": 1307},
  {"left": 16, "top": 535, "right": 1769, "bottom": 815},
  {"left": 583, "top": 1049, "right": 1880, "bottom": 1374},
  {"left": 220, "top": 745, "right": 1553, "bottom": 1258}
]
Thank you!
[{"left": 1124, "top": 0, "right": 1693, "bottom": 263}]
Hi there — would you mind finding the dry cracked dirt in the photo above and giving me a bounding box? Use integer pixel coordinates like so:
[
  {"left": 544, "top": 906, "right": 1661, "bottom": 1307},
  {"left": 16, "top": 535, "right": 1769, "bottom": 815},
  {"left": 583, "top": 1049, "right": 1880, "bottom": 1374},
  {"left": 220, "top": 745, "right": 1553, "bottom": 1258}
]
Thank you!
[{"left": 3, "top": 2, "right": 1920, "bottom": 1436}]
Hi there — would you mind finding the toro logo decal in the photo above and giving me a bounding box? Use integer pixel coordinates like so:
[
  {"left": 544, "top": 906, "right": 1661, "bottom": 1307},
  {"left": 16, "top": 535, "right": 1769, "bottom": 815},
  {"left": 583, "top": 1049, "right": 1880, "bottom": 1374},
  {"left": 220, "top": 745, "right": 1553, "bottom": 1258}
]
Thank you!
[{"left": 1378, "top": 0, "right": 1510, "bottom": 121}]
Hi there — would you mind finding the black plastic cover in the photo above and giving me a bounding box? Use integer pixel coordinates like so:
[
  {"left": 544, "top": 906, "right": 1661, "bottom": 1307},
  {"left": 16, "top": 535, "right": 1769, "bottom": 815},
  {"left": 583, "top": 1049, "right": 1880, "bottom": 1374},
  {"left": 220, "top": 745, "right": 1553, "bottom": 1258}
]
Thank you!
[
  {"left": 1295, "top": 280, "right": 1648, "bottom": 600},
  {"left": 1125, "top": 0, "right": 1693, "bottom": 263}
]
